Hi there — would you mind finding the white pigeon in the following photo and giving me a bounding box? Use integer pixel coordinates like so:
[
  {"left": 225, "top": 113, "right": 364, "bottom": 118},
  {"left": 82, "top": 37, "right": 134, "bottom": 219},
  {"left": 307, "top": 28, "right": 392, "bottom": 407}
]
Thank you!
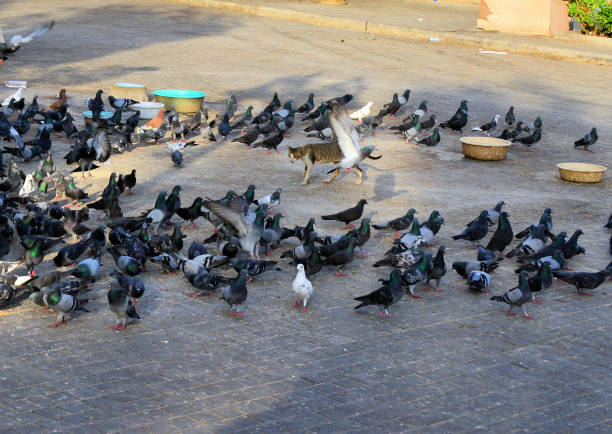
[
  {"left": 349, "top": 101, "right": 373, "bottom": 122},
  {"left": 292, "top": 264, "right": 313, "bottom": 312},
  {"left": 1, "top": 87, "right": 25, "bottom": 107},
  {"left": 18, "top": 174, "right": 35, "bottom": 197}
]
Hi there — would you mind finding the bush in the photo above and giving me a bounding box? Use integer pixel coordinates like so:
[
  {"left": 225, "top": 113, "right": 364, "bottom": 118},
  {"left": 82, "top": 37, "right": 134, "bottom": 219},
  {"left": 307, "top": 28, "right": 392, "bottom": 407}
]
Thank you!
[{"left": 566, "top": 0, "right": 612, "bottom": 36}]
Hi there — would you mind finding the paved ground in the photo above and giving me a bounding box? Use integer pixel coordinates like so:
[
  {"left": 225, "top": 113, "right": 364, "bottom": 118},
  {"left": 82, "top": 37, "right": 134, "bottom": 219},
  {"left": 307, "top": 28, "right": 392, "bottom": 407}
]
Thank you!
[{"left": 1, "top": 0, "right": 611, "bottom": 432}]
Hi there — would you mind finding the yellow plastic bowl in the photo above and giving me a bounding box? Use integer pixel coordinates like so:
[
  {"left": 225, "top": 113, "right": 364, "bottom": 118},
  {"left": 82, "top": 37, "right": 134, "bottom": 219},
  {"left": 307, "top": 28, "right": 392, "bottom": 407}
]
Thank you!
[
  {"left": 153, "top": 89, "right": 205, "bottom": 113},
  {"left": 460, "top": 137, "right": 511, "bottom": 161},
  {"left": 557, "top": 162, "right": 606, "bottom": 183}
]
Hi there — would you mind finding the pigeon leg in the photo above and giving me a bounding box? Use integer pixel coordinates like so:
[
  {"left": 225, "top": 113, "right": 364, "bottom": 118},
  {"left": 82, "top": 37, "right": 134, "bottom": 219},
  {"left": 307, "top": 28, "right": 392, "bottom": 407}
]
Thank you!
[
  {"left": 507, "top": 307, "right": 516, "bottom": 316},
  {"left": 577, "top": 291, "right": 592, "bottom": 296},
  {"left": 294, "top": 300, "right": 300, "bottom": 307},
  {"left": 334, "top": 267, "right": 347, "bottom": 277},
  {"left": 393, "top": 232, "right": 402, "bottom": 240},
  {"left": 190, "top": 292, "right": 201, "bottom": 297},
  {"left": 533, "top": 296, "right": 542, "bottom": 304},
  {"left": 521, "top": 306, "right": 532, "bottom": 319},
  {"left": 408, "top": 286, "right": 421, "bottom": 299}
]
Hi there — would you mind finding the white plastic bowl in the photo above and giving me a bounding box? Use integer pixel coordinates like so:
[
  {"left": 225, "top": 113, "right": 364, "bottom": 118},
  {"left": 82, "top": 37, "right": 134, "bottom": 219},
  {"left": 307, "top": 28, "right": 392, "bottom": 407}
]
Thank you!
[{"left": 130, "top": 102, "right": 166, "bottom": 120}]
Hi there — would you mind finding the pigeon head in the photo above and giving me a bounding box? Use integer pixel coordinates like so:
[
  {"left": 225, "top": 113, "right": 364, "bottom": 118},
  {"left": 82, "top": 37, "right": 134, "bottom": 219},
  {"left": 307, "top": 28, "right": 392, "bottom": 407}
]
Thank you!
[
  {"left": 358, "top": 199, "right": 368, "bottom": 206},
  {"left": 296, "top": 264, "right": 305, "bottom": 272},
  {"left": 402, "top": 89, "right": 411, "bottom": 99}
]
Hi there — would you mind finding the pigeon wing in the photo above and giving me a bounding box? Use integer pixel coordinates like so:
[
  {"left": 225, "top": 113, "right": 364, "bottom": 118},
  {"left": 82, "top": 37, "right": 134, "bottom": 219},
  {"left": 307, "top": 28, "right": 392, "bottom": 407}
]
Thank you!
[
  {"left": 202, "top": 201, "right": 249, "bottom": 238},
  {"left": 329, "top": 107, "right": 359, "bottom": 160}
]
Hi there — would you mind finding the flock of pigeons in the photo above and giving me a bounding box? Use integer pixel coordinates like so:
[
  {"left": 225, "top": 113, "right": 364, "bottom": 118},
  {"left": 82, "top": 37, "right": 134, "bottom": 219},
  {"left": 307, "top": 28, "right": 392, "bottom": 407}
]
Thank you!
[{"left": 0, "top": 82, "right": 609, "bottom": 329}]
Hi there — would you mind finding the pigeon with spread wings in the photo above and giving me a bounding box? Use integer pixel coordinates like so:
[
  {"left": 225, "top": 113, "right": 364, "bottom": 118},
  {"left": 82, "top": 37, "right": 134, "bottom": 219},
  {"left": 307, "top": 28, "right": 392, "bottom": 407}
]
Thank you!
[{"left": 325, "top": 107, "right": 381, "bottom": 185}]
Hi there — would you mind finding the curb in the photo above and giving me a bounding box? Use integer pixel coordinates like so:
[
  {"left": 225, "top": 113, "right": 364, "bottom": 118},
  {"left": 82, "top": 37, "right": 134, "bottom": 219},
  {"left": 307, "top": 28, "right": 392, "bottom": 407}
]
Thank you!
[{"left": 172, "top": 0, "right": 612, "bottom": 65}]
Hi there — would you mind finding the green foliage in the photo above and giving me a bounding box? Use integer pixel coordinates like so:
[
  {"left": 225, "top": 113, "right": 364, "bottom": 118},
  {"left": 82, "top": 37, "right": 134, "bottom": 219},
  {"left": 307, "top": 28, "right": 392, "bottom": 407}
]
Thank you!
[{"left": 566, "top": 0, "right": 612, "bottom": 36}]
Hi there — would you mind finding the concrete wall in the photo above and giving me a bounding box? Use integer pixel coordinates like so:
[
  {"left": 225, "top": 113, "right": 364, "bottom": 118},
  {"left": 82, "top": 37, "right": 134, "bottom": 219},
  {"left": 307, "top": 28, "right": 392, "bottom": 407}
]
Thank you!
[{"left": 478, "top": 0, "right": 569, "bottom": 35}]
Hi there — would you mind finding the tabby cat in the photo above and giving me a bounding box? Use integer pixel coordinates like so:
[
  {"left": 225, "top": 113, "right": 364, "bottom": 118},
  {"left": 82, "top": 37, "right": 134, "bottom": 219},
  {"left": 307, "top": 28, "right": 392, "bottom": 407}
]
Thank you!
[{"left": 287, "top": 142, "right": 363, "bottom": 186}]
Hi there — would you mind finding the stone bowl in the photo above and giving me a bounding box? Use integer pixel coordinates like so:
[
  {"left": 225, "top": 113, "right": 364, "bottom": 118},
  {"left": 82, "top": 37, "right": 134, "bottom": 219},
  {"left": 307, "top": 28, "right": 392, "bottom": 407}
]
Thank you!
[{"left": 557, "top": 162, "right": 606, "bottom": 183}]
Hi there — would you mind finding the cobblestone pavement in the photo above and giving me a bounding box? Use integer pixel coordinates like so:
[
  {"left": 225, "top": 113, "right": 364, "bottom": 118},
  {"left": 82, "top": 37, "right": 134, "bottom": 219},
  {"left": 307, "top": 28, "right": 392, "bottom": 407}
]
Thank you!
[{"left": 0, "top": 0, "right": 611, "bottom": 432}]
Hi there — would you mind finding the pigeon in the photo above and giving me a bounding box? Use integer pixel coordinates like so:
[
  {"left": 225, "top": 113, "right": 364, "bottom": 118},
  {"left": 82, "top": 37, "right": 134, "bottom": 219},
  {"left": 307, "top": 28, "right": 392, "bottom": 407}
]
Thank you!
[
  {"left": 349, "top": 101, "right": 373, "bottom": 122},
  {"left": 354, "top": 269, "right": 404, "bottom": 317},
  {"left": 171, "top": 150, "right": 183, "bottom": 166},
  {"left": 486, "top": 212, "right": 513, "bottom": 254},
  {"left": 260, "top": 213, "right": 283, "bottom": 255},
  {"left": 221, "top": 269, "right": 248, "bottom": 317},
  {"left": 440, "top": 100, "right": 468, "bottom": 133},
  {"left": 122, "top": 169, "right": 136, "bottom": 193},
  {"left": 325, "top": 94, "right": 353, "bottom": 108},
  {"left": 292, "top": 264, "right": 313, "bottom": 312},
  {"left": 202, "top": 199, "right": 265, "bottom": 258},
  {"left": 108, "top": 96, "right": 137, "bottom": 110},
  {"left": 390, "top": 114, "right": 419, "bottom": 134},
  {"left": 150, "top": 253, "right": 180, "bottom": 274},
  {"left": 467, "top": 270, "right": 491, "bottom": 293},
  {"left": 490, "top": 271, "right": 533, "bottom": 318},
  {"left": 477, "top": 245, "right": 498, "bottom": 261},
  {"left": 419, "top": 211, "right": 445, "bottom": 246},
  {"left": 395, "top": 252, "right": 433, "bottom": 298},
  {"left": 414, "top": 127, "right": 440, "bottom": 147},
  {"left": 515, "top": 250, "right": 565, "bottom": 273},
  {"left": 44, "top": 285, "right": 92, "bottom": 327},
  {"left": 252, "top": 131, "right": 285, "bottom": 154},
  {"left": 232, "top": 125, "right": 260, "bottom": 147},
  {"left": 472, "top": 114, "right": 501, "bottom": 134},
  {"left": 528, "top": 263, "right": 553, "bottom": 304},
  {"left": 452, "top": 210, "right": 489, "bottom": 244},
  {"left": 552, "top": 264, "right": 612, "bottom": 296},
  {"left": 280, "top": 232, "right": 316, "bottom": 263},
  {"left": 106, "top": 247, "right": 142, "bottom": 276},
  {"left": 231, "top": 106, "right": 253, "bottom": 130},
  {"left": 231, "top": 258, "right": 281, "bottom": 280},
  {"left": 0, "top": 21, "right": 54, "bottom": 55},
  {"left": 304, "top": 107, "right": 330, "bottom": 133},
  {"left": 218, "top": 113, "right": 230, "bottom": 139},
  {"left": 452, "top": 258, "right": 501, "bottom": 278},
  {"left": 296, "top": 93, "right": 314, "bottom": 113},
  {"left": 604, "top": 213, "right": 612, "bottom": 229},
  {"left": 387, "top": 218, "right": 425, "bottom": 254},
  {"left": 373, "top": 208, "right": 416, "bottom": 238},
  {"left": 373, "top": 248, "right": 422, "bottom": 269},
  {"left": 524, "top": 116, "right": 542, "bottom": 132},
  {"left": 506, "top": 224, "right": 549, "bottom": 258},
  {"left": 107, "top": 284, "right": 140, "bottom": 330},
  {"left": 256, "top": 187, "right": 282, "bottom": 211},
  {"left": 573, "top": 128, "right": 598, "bottom": 152},
  {"left": 111, "top": 269, "right": 145, "bottom": 304},
  {"left": 323, "top": 239, "right": 356, "bottom": 276},
  {"left": 512, "top": 128, "right": 542, "bottom": 150},
  {"left": 470, "top": 200, "right": 505, "bottom": 227},
  {"left": 515, "top": 208, "right": 553, "bottom": 240},
  {"left": 517, "top": 232, "right": 567, "bottom": 263},
  {"left": 294, "top": 218, "right": 316, "bottom": 242},
  {"left": 321, "top": 199, "right": 367, "bottom": 229},
  {"left": 562, "top": 229, "right": 585, "bottom": 259},
  {"left": 505, "top": 106, "right": 515, "bottom": 126},
  {"left": 379, "top": 93, "right": 401, "bottom": 119},
  {"left": 425, "top": 246, "right": 446, "bottom": 291},
  {"left": 326, "top": 106, "right": 381, "bottom": 175},
  {"left": 225, "top": 95, "right": 238, "bottom": 119}
]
